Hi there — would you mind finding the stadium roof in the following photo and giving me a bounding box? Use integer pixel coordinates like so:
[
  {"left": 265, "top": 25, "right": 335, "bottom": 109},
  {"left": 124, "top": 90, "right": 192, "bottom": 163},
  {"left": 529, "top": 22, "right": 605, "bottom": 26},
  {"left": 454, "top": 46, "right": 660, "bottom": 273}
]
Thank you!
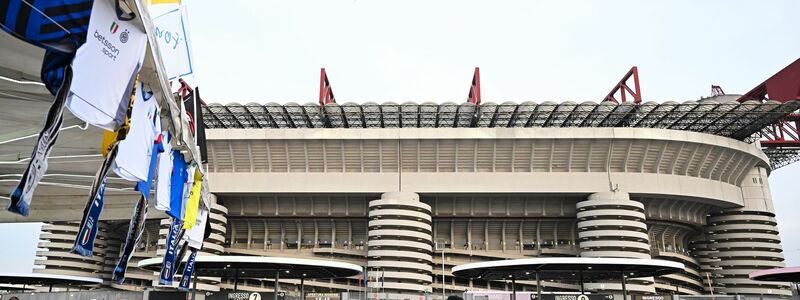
[
  {"left": 203, "top": 100, "right": 800, "bottom": 168},
  {"left": 138, "top": 256, "right": 362, "bottom": 279},
  {"left": 203, "top": 100, "right": 799, "bottom": 141},
  {"left": 451, "top": 257, "right": 685, "bottom": 281}
]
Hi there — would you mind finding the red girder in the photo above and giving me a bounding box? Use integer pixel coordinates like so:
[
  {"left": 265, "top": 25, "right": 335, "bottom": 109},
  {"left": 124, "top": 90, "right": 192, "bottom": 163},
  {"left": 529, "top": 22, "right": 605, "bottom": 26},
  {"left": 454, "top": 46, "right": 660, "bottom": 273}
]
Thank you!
[
  {"left": 319, "top": 68, "right": 336, "bottom": 106},
  {"left": 604, "top": 66, "right": 642, "bottom": 104},
  {"left": 738, "top": 58, "right": 800, "bottom": 103},
  {"left": 736, "top": 58, "right": 800, "bottom": 149},
  {"left": 467, "top": 67, "right": 481, "bottom": 105},
  {"left": 711, "top": 85, "right": 725, "bottom": 97}
]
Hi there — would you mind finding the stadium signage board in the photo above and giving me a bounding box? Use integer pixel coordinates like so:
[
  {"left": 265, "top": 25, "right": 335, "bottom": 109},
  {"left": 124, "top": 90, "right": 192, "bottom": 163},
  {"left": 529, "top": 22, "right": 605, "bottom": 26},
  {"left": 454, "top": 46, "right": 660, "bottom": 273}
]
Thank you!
[{"left": 531, "top": 294, "right": 614, "bottom": 300}]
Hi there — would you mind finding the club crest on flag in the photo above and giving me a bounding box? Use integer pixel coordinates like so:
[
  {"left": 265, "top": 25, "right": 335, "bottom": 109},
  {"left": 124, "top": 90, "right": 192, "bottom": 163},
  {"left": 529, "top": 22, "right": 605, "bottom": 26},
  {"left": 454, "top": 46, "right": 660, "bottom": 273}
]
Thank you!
[
  {"left": 81, "top": 221, "right": 92, "bottom": 245},
  {"left": 164, "top": 262, "right": 172, "bottom": 277},
  {"left": 120, "top": 29, "right": 130, "bottom": 43},
  {"left": 110, "top": 22, "right": 119, "bottom": 34}
]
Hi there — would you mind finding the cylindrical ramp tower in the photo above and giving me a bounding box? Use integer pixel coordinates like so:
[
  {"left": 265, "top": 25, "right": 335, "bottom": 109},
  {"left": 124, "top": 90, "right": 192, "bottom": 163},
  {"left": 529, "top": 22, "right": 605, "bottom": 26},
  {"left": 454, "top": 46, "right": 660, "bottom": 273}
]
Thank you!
[
  {"left": 705, "top": 166, "right": 791, "bottom": 297},
  {"left": 706, "top": 210, "right": 791, "bottom": 296},
  {"left": 367, "top": 192, "right": 433, "bottom": 295},
  {"left": 577, "top": 191, "right": 655, "bottom": 294}
]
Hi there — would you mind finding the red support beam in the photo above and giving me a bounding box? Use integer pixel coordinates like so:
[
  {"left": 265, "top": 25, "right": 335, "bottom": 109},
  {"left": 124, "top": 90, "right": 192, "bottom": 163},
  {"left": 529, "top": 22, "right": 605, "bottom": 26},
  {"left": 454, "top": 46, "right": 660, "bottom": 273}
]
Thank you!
[
  {"left": 711, "top": 85, "right": 725, "bottom": 97},
  {"left": 319, "top": 68, "right": 336, "bottom": 106},
  {"left": 738, "top": 58, "right": 800, "bottom": 103},
  {"left": 760, "top": 114, "right": 800, "bottom": 146},
  {"left": 735, "top": 58, "right": 800, "bottom": 151},
  {"left": 467, "top": 67, "right": 481, "bottom": 105},
  {"left": 604, "top": 66, "right": 642, "bottom": 104}
]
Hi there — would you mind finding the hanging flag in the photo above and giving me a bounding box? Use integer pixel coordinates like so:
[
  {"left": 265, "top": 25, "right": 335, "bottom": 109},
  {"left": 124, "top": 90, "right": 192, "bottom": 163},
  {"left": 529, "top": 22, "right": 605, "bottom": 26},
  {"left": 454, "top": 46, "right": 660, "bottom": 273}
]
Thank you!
[
  {"left": 167, "top": 150, "right": 188, "bottom": 219},
  {"left": 6, "top": 66, "right": 72, "bottom": 216},
  {"left": 178, "top": 248, "right": 197, "bottom": 291},
  {"left": 155, "top": 132, "right": 173, "bottom": 211},
  {"left": 66, "top": 0, "right": 148, "bottom": 131},
  {"left": 152, "top": 6, "right": 193, "bottom": 79},
  {"left": 134, "top": 136, "right": 163, "bottom": 199},
  {"left": 70, "top": 141, "right": 119, "bottom": 256},
  {"left": 112, "top": 82, "right": 161, "bottom": 183},
  {"left": 0, "top": 0, "right": 92, "bottom": 93},
  {"left": 182, "top": 168, "right": 202, "bottom": 230},
  {"left": 112, "top": 194, "right": 148, "bottom": 283},
  {"left": 159, "top": 217, "right": 183, "bottom": 285},
  {"left": 149, "top": 0, "right": 181, "bottom": 5},
  {"left": 183, "top": 87, "right": 208, "bottom": 163},
  {"left": 184, "top": 205, "right": 208, "bottom": 249}
]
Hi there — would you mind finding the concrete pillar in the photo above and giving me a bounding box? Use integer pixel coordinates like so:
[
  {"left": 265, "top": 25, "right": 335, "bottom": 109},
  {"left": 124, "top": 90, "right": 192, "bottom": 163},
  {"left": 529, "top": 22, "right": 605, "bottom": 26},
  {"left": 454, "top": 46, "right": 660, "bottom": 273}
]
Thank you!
[
  {"left": 577, "top": 191, "right": 655, "bottom": 295},
  {"left": 705, "top": 167, "right": 791, "bottom": 296},
  {"left": 367, "top": 192, "right": 433, "bottom": 295}
]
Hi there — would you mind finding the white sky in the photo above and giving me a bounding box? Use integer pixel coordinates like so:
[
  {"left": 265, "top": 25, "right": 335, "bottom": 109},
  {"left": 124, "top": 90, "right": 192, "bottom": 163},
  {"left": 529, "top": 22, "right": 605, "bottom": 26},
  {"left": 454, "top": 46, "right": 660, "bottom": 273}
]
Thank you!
[{"left": 1, "top": 0, "right": 799, "bottom": 271}]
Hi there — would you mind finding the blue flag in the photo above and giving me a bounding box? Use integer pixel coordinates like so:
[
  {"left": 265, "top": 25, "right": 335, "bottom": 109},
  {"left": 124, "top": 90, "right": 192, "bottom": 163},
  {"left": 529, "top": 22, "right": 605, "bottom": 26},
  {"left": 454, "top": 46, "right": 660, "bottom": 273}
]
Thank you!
[
  {"left": 112, "top": 194, "right": 148, "bottom": 283},
  {"left": 71, "top": 177, "right": 105, "bottom": 256},
  {"left": 168, "top": 150, "right": 187, "bottom": 219},
  {"left": 71, "top": 141, "right": 118, "bottom": 256},
  {"left": 136, "top": 140, "right": 164, "bottom": 200},
  {"left": 0, "top": 0, "right": 92, "bottom": 94},
  {"left": 159, "top": 217, "right": 183, "bottom": 285},
  {"left": 178, "top": 249, "right": 198, "bottom": 291}
]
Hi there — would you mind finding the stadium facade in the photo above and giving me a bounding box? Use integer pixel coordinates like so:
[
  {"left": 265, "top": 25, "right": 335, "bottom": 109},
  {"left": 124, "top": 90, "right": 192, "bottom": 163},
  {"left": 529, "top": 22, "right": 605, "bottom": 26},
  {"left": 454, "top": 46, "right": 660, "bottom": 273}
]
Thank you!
[{"left": 31, "top": 98, "right": 799, "bottom": 298}]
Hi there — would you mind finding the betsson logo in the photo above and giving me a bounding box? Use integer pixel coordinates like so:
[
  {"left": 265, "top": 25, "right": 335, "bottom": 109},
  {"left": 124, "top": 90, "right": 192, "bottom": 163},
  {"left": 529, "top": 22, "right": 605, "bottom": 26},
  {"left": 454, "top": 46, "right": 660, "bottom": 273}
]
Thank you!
[{"left": 94, "top": 21, "right": 133, "bottom": 61}]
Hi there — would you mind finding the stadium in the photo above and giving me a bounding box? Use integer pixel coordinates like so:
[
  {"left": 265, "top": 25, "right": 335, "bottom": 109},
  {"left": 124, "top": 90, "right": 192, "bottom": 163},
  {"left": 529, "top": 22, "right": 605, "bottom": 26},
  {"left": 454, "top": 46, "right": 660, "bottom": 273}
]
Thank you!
[
  {"left": 3, "top": 62, "right": 798, "bottom": 299},
  {"left": 2, "top": 1, "right": 800, "bottom": 299}
]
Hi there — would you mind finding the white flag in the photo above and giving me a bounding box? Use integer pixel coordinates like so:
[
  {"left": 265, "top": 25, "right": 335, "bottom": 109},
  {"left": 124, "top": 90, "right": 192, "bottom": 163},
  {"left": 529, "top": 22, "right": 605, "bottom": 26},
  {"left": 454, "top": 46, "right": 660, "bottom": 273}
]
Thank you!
[
  {"left": 184, "top": 204, "right": 208, "bottom": 249},
  {"left": 66, "top": 0, "right": 148, "bottom": 131},
  {"left": 155, "top": 131, "right": 173, "bottom": 212},
  {"left": 152, "top": 6, "right": 193, "bottom": 79}
]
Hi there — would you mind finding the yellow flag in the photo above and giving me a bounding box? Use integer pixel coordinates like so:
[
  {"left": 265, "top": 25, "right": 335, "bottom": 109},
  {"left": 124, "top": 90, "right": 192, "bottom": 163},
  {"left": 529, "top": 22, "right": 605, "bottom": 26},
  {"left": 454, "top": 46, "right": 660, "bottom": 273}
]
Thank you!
[
  {"left": 149, "top": 0, "right": 180, "bottom": 5},
  {"left": 182, "top": 169, "right": 203, "bottom": 230}
]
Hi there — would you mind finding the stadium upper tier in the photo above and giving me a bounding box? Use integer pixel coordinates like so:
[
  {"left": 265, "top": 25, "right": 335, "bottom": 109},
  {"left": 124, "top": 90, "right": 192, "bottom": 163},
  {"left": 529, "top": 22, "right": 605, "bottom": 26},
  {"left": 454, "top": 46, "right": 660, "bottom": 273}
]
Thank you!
[{"left": 203, "top": 100, "right": 799, "bottom": 141}]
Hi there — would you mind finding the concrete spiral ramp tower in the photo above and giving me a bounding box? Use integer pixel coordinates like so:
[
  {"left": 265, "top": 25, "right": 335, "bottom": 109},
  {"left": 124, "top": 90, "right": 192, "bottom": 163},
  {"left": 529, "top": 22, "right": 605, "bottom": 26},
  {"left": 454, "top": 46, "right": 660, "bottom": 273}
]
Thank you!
[
  {"left": 704, "top": 166, "right": 791, "bottom": 296},
  {"left": 367, "top": 192, "right": 433, "bottom": 296},
  {"left": 34, "top": 222, "right": 109, "bottom": 280},
  {"left": 577, "top": 191, "right": 655, "bottom": 294},
  {"left": 706, "top": 210, "right": 790, "bottom": 296}
]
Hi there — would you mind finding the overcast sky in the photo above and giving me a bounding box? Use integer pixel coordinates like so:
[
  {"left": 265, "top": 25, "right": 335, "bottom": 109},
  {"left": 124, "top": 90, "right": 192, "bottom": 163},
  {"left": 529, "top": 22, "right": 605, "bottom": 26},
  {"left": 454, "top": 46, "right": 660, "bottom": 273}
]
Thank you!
[{"left": 1, "top": 0, "right": 799, "bottom": 271}]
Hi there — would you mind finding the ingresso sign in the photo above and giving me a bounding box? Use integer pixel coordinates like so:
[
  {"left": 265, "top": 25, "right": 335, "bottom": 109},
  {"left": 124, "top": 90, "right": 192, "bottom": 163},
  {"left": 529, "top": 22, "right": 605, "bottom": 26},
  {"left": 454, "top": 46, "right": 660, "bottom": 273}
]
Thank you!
[
  {"left": 530, "top": 294, "right": 614, "bottom": 300},
  {"left": 206, "top": 291, "right": 286, "bottom": 300}
]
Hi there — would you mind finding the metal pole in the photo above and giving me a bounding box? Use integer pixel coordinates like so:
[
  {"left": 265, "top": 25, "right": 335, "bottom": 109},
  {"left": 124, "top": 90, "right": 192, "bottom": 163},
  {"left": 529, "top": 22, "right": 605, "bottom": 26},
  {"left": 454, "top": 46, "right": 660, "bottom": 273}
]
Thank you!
[
  {"left": 579, "top": 271, "right": 584, "bottom": 294},
  {"left": 620, "top": 272, "right": 627, "bottom": 300},
  {"left": 442, "top": 246, "right": 446, "bottom": 299},
  {"left": 511, "top": 277, "right": 517, "bottom": 300},
  {"left": 192, "top": 268, "right": 198, "bottom": 300},
  {"left": 49, "top": 284, "right": 52, "bottom": 292},
  {"left": 536, "top": 271, "right": 542, "bottom": 300},
  {"left": 363, "top": 266, "right": 366, "bottom": 300},
  {"left": 275, "top": 270, "right": 280, "bottom": 300},
  {"left": 301, "top": 276, "right": 305, "bottom": 300},
  {"left": 234, "top": 268, "right": 239, "bottom": 292}
]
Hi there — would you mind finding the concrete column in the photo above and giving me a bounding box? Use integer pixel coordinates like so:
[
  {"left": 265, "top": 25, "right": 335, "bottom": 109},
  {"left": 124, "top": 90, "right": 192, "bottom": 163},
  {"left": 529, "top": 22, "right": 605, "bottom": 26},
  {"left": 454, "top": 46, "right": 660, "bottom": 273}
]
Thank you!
[
  {"left": 705, "top": 167, "right": 791, "bottom": 296},
  {"left": 577, "top": 191, "right": 655, "bottom": 295},
  {"left": 367, "top": 192, "right": 433, "bottom": 295}
]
